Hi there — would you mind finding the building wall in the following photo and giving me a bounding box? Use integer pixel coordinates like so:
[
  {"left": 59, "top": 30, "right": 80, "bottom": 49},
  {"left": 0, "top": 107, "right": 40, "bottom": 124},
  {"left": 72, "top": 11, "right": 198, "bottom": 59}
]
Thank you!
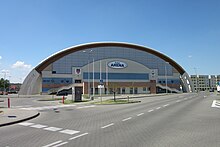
[
  {"left": 41, "top": 57, "right": 180, "bottom": 94},
  {"left": 190, "top": 75, "right": 218, "bottom": 91},
  {"left": 20, "top": 43, "right": 191, "bottom": 95}
]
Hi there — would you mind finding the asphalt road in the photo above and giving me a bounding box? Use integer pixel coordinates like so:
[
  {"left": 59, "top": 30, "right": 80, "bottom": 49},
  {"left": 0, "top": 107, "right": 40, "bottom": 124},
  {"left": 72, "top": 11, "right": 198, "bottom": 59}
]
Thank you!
[{"left": 1, "top": 92, "right": 220, "bottom": 147}]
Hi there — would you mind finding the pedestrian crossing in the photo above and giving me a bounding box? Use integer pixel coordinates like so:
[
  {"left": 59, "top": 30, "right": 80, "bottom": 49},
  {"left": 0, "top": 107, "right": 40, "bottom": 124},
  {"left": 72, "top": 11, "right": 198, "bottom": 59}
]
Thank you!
[
  {"left": 19, "top": 104, "right": 96, "bottom": 111},
  {"left": 18, "top": 122, "right": 81, "bottom": 136},
  {"left": 20, "top": 105, "right": 76, "bottom": 110}
]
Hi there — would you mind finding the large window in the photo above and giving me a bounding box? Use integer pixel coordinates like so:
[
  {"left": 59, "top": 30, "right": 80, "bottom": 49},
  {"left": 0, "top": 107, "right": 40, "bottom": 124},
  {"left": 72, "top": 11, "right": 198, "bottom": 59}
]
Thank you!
[{"left": 52, "top": 47, "right": 174, "bottom": 75}]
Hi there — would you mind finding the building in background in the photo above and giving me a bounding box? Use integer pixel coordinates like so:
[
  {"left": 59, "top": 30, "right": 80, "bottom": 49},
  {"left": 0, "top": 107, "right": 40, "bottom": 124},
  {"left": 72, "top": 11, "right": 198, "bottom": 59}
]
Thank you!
[
  {"left": 210, "top": 75, "right": 217, "bottom": 91},
  {"left": 19, "top": 42, "right": 193, "bottom": 96},
  {"left": 9, "top": 83, "right": 21, "bottom": 93},
  {"left": 190, "top": 75, "right": 220, "bottom": 92}
]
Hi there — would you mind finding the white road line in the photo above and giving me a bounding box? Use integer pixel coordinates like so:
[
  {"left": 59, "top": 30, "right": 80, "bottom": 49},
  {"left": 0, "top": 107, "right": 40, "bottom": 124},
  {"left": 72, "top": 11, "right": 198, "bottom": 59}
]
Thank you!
[
  {"left": 176, "top": 100, "right": 181, "bottom": 103},
  {"left": 184, "top": 98, "right": 188, "bottom": 100},
  {"left": 137, "top": 113, "right": 144, "bottom": 116},
  {"left": 12, "top": 105, "right": 32, "bottom": 108},
  {"left": 211, "top": 100, "right": 217, "bottom": 107},
  {"left": 42, "top": 140, "right": 62, "bottom": 147},
  {"left": 148, "top": 109, "right": 154, "bottom": 112},
  {"left": 101, "top": 123, "right": 114, "bottom": 129},
  {"left": 163, "top": 104, "right": 169, "bottom": 107},
  {"left": 52, "top": 142, "right": 68, "bottom": 147},
  {"left": 76, "top": 105, "right": 95, "bottom": 109},
  {"left": 122, "top": 117, "right": 132, "bottom": 121},
  {"left": 156, "top": 107, "right": 161, "bottom": 110},
  {"left": 44, "top": 127, "right": 62, "bottom": 132},
  {"left": 30, "top": 124, "right": 47, "bottom": 129},
  {"left": 69, "top": 133, "right": 89, "bottom": 140},
  {"left": 18, "top": 122, "right": 34, "bottom": 126},
  {"left": 59, "top": 129, "right": 80, "bottom": 135},
  {"left": 20, "top": 105, "right": 76, "bottom": 111}
]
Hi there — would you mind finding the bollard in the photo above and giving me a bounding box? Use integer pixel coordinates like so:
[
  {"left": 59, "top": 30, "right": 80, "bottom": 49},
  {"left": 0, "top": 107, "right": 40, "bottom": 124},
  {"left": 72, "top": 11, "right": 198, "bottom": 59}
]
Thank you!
[
  {"left": 62, "top": 96, "right": 65, "bottom": 104},
  {"left": 8, "top": 98, "right": 10, "bottom": 108}
]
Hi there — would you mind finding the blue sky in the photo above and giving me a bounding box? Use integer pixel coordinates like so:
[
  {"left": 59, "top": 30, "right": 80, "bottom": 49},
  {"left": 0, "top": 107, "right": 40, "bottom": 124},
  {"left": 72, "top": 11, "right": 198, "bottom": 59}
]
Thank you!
[{"left": 0, "top": 0, "right": 220, "bottom": 83}]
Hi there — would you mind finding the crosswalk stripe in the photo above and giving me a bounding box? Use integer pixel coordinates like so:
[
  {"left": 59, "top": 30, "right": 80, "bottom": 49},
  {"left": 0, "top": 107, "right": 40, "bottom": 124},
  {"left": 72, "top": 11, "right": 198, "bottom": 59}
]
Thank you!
[
  {"left": 18, "top": 122, "right": 34, "bottom": 126},
  {"left": 30, "top": 124, "right": 47, "bottom": 129},
  {"left": 20, "top": 105, "right": 76, "bottom": 110},
  {"left": 59, "top": 129, "right": 80, "bottom": 135},
  {"left": 44, "top": 127, "right": 62, "bottom": 132}
]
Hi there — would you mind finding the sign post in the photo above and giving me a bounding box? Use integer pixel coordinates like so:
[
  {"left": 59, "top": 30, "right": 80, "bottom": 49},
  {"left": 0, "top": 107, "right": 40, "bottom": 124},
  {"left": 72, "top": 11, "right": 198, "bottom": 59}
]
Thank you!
[{"left": 98, "top": 84, "right": 104, "bottom": 103}]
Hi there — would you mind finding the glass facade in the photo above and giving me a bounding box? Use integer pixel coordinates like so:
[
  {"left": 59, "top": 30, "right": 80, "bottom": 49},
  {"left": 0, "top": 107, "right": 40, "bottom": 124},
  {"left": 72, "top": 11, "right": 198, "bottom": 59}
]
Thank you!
[
  {"left": 83, "top": 72, "right": 149, "bottom": 80},
  {"left": 40, "top": 46, "right": 184, "bottom": 94},
  {"left": 52, "top": 47, "right": 173, "bottom": 76}
]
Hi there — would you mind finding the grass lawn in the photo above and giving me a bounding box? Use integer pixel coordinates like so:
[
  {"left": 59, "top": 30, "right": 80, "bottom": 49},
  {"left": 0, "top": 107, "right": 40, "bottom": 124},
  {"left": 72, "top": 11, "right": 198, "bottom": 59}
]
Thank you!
[
  {"left": 93, "top": 99, "right": 140, "bottom": 105},
  {"left": 63, "top": 99, "right": 90, "bottom": 104},
  {"left": 38, "top": 98, "right": 64, "bottom": 101}
]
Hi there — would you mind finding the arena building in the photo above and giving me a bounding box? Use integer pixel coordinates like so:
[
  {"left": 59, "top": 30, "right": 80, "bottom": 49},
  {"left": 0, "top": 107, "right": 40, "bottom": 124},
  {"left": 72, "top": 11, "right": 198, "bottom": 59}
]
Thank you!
[{"left": 19, "top": 42, "right": 193, "bottom": 99}]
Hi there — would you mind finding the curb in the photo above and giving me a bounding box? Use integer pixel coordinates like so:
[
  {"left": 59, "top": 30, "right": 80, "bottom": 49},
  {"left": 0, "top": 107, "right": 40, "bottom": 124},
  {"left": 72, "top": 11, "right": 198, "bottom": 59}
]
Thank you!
[
  {"left": 0, "top": 112, "right": 40, "bottom": 127},
  {"left": 117, "top": 94, "right": 168, "bottom": 99}
]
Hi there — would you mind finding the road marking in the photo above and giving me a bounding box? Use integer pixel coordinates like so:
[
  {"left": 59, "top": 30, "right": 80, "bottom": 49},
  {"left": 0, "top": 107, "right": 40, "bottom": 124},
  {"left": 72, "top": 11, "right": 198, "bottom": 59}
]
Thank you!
[
  {"left": 137, "top": 113, "right": 144, "bottom": 116},
  {"left": 211, "top": 100, "right": 219, "bottom": 108},
  {"left": 69, "top": 133, "right": 89, "bottom": 140},
  {"left": 148, "top": 109, "right": 154, "bottom": 112},
  {"left": 30, "top": 124, "right": 47, "bottom": 129},
  {"left": 156, "top": 107, "right": 161, "bottom": 110},
  {"left": 176, "top": 100, "right": 181, "bottom": 103},
  {"left": 44, "top": 127, "right": 62, "bottom": 132},
  {"left": 184, "top": 98, "right": 188, "bottom": 100},
  {"left": 163, "top": 104, "right": 169, "bottom": 107},
  {"left": 76, "top": 105, "right": 95, "bottom": 109},
  {"left": 101, "top": 123, "right": 114, "bottom": 129},
  {"left": 18, "top": 122, "right": 34, "bottom": 126},
  {"left": 52, "top": 142, "right": 68, "bottom": 147},
  {"left": 12, "top": 105, "right": 32, "bottom": 108},
  {"left": 122, "top": 117, "right": 132, "bottom": 121},
  {"left": 42, "top": 140, "right": 62, "bottom": 147},
  {"left": 20, "top": 105, "right": 76, "bottom": 111},
  {"left": 59, "top": 129, "right": 80, "bottom": 135}
]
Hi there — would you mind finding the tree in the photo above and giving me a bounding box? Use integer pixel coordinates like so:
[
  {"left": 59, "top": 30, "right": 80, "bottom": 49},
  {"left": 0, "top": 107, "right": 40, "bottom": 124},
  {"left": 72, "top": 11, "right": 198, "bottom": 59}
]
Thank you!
[{"left": 0, "top": 78, "right": 9, "bottom": 91}]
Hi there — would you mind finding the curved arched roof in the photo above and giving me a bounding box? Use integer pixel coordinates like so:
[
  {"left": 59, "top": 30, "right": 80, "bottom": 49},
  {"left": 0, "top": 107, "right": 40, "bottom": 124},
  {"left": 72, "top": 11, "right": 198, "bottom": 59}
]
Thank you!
[{"left": 35, "top": 42, "right": 185, "bottom": 75}]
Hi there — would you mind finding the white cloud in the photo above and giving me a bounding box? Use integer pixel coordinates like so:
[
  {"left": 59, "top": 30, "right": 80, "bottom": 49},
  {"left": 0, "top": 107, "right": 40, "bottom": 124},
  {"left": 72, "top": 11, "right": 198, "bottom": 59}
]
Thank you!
[
  {"left": 12, "top": 61, "right": 32, "bottom": 69},
  {"left": 1, "top": 69, "right": 9, "bottom": 73},
  {"left": 188, "top": 55, "right": 192, "bottom": 58},
  {"left": 0, "top": 56, "right": 2, "bottom": 60}
]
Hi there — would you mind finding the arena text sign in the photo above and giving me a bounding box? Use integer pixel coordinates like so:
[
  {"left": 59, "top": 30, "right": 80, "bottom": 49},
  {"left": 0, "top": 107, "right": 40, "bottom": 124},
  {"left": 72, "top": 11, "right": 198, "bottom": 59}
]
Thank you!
[{"left": 108, "top": 61, "right": 127, "bottom": 69}]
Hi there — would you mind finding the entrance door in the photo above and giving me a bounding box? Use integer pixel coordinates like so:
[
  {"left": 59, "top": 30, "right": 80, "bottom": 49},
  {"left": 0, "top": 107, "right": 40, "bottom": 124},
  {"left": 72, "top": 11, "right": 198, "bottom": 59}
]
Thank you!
[
  {"left": 75, "top": 87, "right": 83, "bottom": 102},
  {"left": 134, "top": 87, "right": 138, "bottom": 94}
]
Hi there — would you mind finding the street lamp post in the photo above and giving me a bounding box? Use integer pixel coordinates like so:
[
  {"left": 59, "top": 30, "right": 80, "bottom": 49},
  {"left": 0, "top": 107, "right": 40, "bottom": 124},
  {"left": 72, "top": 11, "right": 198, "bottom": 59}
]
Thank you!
[
  {"left": 93, "top": 58, "right": 95, "bottom": 97},
  {"left": 165, "top": 62, "right": 169, "bottom": 94},
  {"left": 83, "top": 50, "right": 93, "bottom": 99}
]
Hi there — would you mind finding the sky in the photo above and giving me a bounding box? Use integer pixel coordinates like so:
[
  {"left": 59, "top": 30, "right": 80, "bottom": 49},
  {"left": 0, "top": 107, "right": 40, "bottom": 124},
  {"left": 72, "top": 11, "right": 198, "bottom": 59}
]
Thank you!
[{"left": 0, "top": 0, "right": 220, "bottom": 83}]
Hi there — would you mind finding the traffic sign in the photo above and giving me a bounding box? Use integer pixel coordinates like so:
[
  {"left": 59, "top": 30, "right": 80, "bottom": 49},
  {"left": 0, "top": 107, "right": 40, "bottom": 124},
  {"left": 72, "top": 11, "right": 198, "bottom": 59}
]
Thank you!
[{"left": 98, "top": 85, "right": 105, "bottom": 89}]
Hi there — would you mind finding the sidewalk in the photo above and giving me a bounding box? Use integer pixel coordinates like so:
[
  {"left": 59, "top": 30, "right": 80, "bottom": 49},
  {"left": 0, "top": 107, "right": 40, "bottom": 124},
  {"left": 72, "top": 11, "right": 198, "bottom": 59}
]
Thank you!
[
  {"left": 0, "top": 108, "right": 39, "bottom": 127},
  {"left": 90, "top": 93, "right": 169, "bottom": 102}
]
